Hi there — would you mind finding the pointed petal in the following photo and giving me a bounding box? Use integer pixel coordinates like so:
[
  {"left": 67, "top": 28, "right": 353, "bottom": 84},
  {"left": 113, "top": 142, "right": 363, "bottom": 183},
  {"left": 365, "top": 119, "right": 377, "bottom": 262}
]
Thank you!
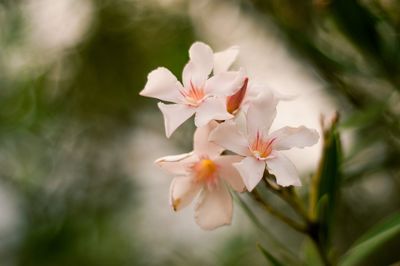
[
  {"left": 140, "top": 67, "right": 183, "bottom": 102},
  {"left": 155, "top": 152, "right": 196, "bottom": 175},
  {"left": 158, "top": 102, "right": 196, "bottom": 138},
  {"left": 170, "top": 176, "right": 201, "bottom": 211},
  {"left": 204, "top": 70, "right": 245, "bottom": 96},
  {"left": 269, "top": 126, "right": 320, "bottom": 150},
  {"left": 209, "top": 120, "right": 251, "bottom": 156},
  {"left": 195, "top": 184, "right": 232, "bottom": 230},
  {"left": 266, "top": 152, "right": 301, "bottom": 187},
  {"left": 193, "top": 121, "right": 224, "bottom": 158},
  {"left": 214, "top": 155, "right": 245, "bottom": 192},
  {"left": 213, "top": 46, "right": 239, "bottom": 74},
  {"left": 246, "top": 90, "right": 278, "bottom": 138},
  {"left": 233, "top": 156, "right": 265, "bottom": 191},
  {"left": 194, "top": 98, "right": 233, "bottom": 127}
]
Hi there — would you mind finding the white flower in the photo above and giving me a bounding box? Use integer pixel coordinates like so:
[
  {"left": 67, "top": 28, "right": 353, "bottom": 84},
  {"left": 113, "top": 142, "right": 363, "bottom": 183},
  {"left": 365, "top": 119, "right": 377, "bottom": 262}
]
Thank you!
[
  {"left": 155, "top": 122, "right": 245, "bottom": 230},
  {"left": 140, "top": 42, "right": 244, "bottom": 137},
  {"left": 210, "top": 90, "right": 319, "bottom": 191}
]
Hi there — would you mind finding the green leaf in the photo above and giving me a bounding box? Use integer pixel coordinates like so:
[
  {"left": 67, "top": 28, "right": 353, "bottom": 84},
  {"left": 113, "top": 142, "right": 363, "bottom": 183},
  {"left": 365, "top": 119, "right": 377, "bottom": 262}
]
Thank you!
[
  {"left": 340, "top": 104, "right": 384, "bottom": 129},
  {"left": 256, "top": 243, "right": 284, "bottom": 266},
  {"left": 330, "top": 0, "right": 380, "bottom": 56},
  {"left": 313, "top": 116, "right": 342, "bottom": 248},
  {"left": 339, "top": 211, "right": 400, "bottom": 266},
  {"left": 232, "top": 193, "right": 298, "bottom": 264},
  {"left": 301, "top": 238, "right": 324, "bottom": 266}
]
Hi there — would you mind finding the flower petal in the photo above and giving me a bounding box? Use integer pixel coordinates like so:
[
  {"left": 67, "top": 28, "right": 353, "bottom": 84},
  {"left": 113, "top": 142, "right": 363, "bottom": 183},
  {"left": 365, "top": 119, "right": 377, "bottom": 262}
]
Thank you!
[
  {"left": 214, "top": 155, "right": 245, "bottom": 192},
  {"left": 182, "top": 61, "right": 207, "bottom": 89},
  {"left": 189, "top": 42, "right": 214, "bottom": 78},
  {"left": 182, "top": 42, "right": 214, "bottom": 88},
  {"left": 194, "top": 98, "right": 233, "bottom": 127},
  {"left": 269, "top": 126, "right": 319, "bottom": 150},
  {"left": 158, "top": 102, "right": 196, "bottom": 138},
  {"left": 266, "top": 152, "right": 301, "bottom": 187},
  {"left": 213, "top": 46, "right": 239, "bottom": 74},
  {"left": 140, "top": 67, "right": 183, "bottom": 102},
  {"left": 204, "top": 70, "right": 245, "bottom": 96},
  {"left": 233, "top": 156, "right": 265, "bottom": 191},
  {"left": 246, "top": 90, "right": 278, "bottom": 138},
  {"left": 194, "top": 184, "right": 232, "bottom": 230},
  {"left": 193, "top": 121, "right": 224, "bottom": 158},
  {"left": 155, "top": 152, "right": 196, "bottom": 175},
  {"left": 170, "top": 176, "right": 201, "bottom": 211},
  {"left": 209, "top": 120, "right": 251, "bottom": 156}
]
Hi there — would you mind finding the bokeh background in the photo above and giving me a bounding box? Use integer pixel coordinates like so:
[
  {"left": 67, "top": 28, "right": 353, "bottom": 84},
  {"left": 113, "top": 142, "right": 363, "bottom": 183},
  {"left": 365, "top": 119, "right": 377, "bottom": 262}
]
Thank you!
[{"left": 0, "top": 0, "right": 399, "bottom": 265}]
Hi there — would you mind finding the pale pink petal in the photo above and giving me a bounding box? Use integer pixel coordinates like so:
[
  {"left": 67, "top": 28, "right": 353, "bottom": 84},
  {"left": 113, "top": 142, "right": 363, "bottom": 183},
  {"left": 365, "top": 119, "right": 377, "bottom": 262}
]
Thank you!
[
  {"left": 204, "top": 70, "right": 244, "bottom": 96},
  {"left": 214, "top": 155, "right": 245, "bottom": 192},
  {"left": 193, "top": 121, "right": 224, "bottom": 158},
  {"left": 194, "top": 184, "right": 232, "bottom": 230},
  {"left": 233, "top": 156, "right": 266, "bottom": 191},
  {"left": 269, "top": 126, "right": 319, "bottom": 150},
  {"left": 213, "top": 46, "right": 239, "bottom": 74},
  {"left": 209, "top": 121, "right": 251, "bottom": 156},
  {"left": 251, "top": 84, "right": 297, "bottom": 101},
  {"left": 194, "top": 98, "right": 233, "bottom": 127},
  {"left": 182, "top": 61, "right": 207, "bottom": 89},
  {"left": 140, "top": 67, "right": 183, "bottom": 103},
  {"left": 246, "top": 90, "right": 278, "bottom": 139},
  {"left": 266, "top": 152, "right": 301, "bottom": 187},
  {"left": 182, "top": 42, "right": 214, "bottom": 88},
  {"left": 155, "top": 152, "right": 196, "bottom": 175},
  {"left": 189, "top": 42, "right": 214, "bottom": 78},
  {"left": 158, "top": 102, "right": 196, "bottom": 138},
  {"left": 170, "top": 176, "right": 201, "bottom": 211}
]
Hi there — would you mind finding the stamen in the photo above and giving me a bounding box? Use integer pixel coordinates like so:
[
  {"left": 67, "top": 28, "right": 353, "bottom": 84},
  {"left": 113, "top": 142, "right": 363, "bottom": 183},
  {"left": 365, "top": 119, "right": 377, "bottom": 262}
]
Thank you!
[
  {"left": 179, "top": 80, "right": 206, "bottom": 107},
  {"left": 191, "top": 157, "right": 218, "bottom": 184},
  {"left": 250, "top": 131, "right": 276, "bottom": 159}
]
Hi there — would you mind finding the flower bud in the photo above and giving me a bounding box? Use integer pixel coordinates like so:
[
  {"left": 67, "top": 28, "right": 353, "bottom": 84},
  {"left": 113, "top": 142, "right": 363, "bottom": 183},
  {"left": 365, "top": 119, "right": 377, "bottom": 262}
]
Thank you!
[{"left": 226, "top": 77, "right": 248, "bottom": 114}]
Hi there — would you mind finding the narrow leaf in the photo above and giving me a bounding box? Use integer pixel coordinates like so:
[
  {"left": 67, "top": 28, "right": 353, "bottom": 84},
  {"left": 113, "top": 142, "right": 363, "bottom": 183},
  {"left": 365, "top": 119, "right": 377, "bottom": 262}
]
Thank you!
[
  {"left": 339, "top": 212, "right": 400, "bottom": 266},
  {"left": 301, "top": 238, "right": 324, "bottom": 266},
  {"left": 311, "top": 115, "right": 342, "bottom": 248},
  {"left": 257, "top": 243, "right": 284, "bottom": 266}
]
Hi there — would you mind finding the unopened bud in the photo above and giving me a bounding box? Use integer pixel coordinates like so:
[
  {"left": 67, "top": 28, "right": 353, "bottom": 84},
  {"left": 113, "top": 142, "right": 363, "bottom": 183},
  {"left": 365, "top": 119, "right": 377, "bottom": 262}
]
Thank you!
[{"left": 226, "top": 77, "right": 248, "bottom": 114}]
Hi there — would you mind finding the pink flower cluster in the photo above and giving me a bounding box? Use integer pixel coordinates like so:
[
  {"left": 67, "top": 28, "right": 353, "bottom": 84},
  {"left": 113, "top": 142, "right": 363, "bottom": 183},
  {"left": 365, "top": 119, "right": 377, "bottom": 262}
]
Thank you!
[{"left": 140, "top": 42, "right": 319, "bottom": 230}]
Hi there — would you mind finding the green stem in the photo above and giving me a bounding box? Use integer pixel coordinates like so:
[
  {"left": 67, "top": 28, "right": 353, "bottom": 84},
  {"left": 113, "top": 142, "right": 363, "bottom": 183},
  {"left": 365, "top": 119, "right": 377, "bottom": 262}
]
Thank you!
[
  {"left": 263, "top": 178, "right": 310, "bottom": 223},
  {"left": 250, "top": 189, "right": 307, "bottom": 234},
  {"left": 232, "top": 192, "right": 299, "bottom": 261},
  {"left": 308, "top": 224, "right": 332, "bottom": 266}
]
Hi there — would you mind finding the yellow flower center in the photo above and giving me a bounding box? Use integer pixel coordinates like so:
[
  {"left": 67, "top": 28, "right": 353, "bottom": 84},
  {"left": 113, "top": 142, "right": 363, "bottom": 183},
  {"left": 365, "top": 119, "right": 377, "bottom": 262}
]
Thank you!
[{"left": 192, "top": 158, "right": 218, "bottom": 183}]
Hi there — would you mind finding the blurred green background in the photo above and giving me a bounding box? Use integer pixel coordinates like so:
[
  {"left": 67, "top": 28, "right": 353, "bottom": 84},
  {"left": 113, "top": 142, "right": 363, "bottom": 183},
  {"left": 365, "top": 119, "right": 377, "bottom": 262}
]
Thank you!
[{"left": 0, "top": 0, "right": 399, "bottom": 265}]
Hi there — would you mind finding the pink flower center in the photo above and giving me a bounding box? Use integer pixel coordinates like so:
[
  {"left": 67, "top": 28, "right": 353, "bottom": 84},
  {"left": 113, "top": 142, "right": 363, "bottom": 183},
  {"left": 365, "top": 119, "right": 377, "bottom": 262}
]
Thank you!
[
  {"left": 250, "top": 131, "right": 275, "bottom": 159},
  {"left": 191, "top": 157, "right": 218, "bottom": 185},
  {"left": 180, "top": 81, "right": 206, "bottom": 107}
]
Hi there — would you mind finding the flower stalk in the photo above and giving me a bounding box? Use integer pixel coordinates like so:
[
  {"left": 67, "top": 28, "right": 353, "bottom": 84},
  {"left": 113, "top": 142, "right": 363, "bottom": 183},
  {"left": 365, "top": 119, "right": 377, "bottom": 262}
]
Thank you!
[{"left": 250, "top": 189, "right": 307, "bottom": 233}]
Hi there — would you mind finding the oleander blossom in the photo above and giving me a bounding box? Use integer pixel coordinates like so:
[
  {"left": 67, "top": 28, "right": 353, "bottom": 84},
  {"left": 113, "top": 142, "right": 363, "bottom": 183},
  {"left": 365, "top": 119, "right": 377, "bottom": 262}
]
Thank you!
[
  {"left": 155, "top": 122, "right": 245, "bottom": 230},
  {"left": 140, "top": 42, "right": 245, "bottom": 137},
  {"left": 210, "top": 90, "right": 319, "bottom": 191}
]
